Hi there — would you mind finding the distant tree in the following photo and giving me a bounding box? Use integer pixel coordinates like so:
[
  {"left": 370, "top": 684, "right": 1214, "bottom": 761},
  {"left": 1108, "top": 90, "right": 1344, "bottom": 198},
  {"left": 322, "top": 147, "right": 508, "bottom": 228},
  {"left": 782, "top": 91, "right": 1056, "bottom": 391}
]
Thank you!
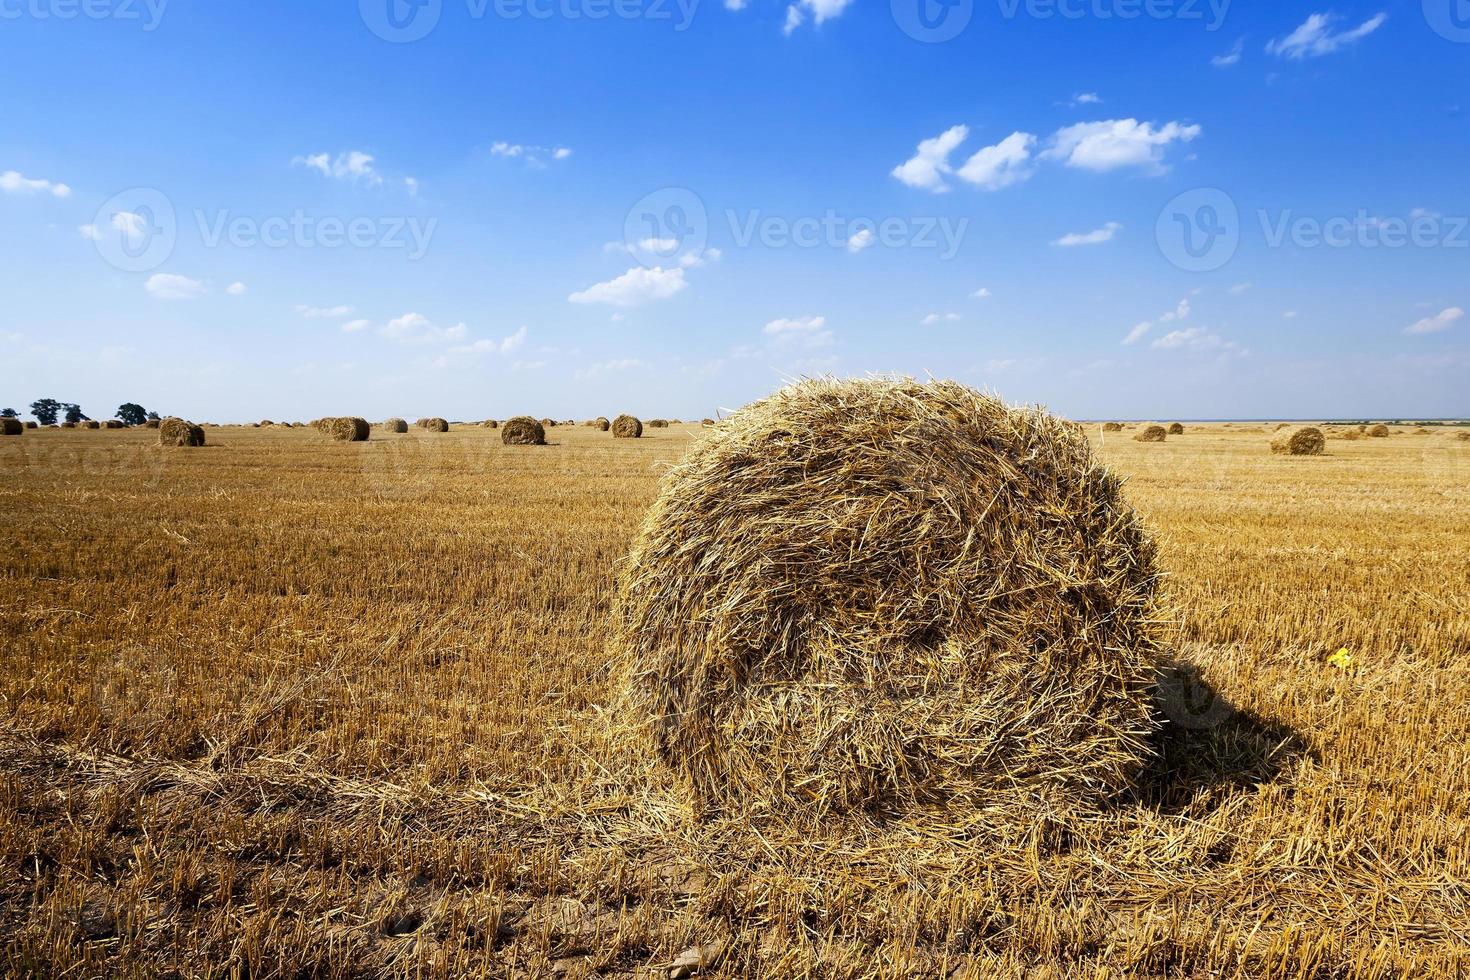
[
  {"left": 63, "top": 403, "right": 84, "bottom": 425},
  {"left": 0, "top": 408, "right": 16, "bottom": 418},
  {"left": 29, "top": 399, "right": 61, "bottom": 425},
  {"left": 146, "top": 410, "right": 160, "bottom": 422},
  {"left": 116, "top": 403, "right": 148, "bottom": 426}
]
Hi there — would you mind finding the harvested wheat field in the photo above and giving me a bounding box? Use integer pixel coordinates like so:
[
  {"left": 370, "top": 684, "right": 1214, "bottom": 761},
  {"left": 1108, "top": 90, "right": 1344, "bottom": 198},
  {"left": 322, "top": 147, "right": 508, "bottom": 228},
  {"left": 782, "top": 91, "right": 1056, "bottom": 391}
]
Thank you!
[{"left": 2, "top": 411, "right": 1469, "bottom": 978}]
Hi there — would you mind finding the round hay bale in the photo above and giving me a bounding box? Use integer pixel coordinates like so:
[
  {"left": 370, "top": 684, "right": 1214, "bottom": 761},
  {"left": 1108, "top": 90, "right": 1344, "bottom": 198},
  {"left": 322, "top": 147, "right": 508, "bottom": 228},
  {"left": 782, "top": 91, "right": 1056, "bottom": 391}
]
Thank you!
[
  {"left": 260, "top": 419, "right": 273, "bottom": 427},
  {"left": 60, "top": 421, "right": 77, "bottom": 429},
  {"left": 24, "top": 420, "right": 38, "bottom": 430},
  {"left": 0, "top": 418, "right": 23, "bottom": 436},
  {"left": 1368, "top": 424, "right": 1390, "bottom": 437},
  {"left": 1102, "top": 422, "right": 1123, "bottom": 432},
  {"left": 501, "top": 416, "right": 546, "bottom": 445},
  {"left": 1166, "top": 422, "right": 1185, "bottom": 435},
  {"left": 647, "top": 419, "right": 669, "bottom": 428},
  {"left": 326, "top": 417, "right": 369, "bottom": 441},
  {"left": 611, "top": 377, "right": 1162, "bottom": 817},
  {"left": 416, "top": 417, "right": 448, "bottom": 432},
  {"left": 158, "top": 417, "right": 205, "bottom": 447},
  {"left": 590, "top": 417, "right": 610, "bottom": 431},
  {"left": 539, "top": 418, "right": 557, "bottom": 428},
  {"left": 482, "top": 419, "right": 500, "bottom": 429},
  {"left": 1271, "top": 426, "right": 1325, "bottom": 456},
  {"left": 383, "top": 418, "right": 408, "bottom": 433},
  {"left": 1134, "top": 425, "right": 1167, "bottom": 443},
  {"left": 1273, "top": 422, "right": 1291, "bottom": 431},
  {"left": 701, "top": 418, "right": 715, "bottom": 426},
  {"left": 144, "top": 419, "right": 161, "bottom": 429},
  {"left": 612, "top": 414, "right": 643, "bottom": 439},
  {"left": 82, "top": 420, "right": 101, "bottom": 430}
]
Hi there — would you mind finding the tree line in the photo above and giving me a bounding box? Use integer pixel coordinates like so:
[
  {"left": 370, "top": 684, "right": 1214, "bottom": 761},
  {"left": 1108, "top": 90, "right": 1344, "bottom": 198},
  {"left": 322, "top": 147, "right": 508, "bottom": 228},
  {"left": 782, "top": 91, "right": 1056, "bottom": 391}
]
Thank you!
[{"left": 2, "top": 400, "right": 161, "bottom": 426}]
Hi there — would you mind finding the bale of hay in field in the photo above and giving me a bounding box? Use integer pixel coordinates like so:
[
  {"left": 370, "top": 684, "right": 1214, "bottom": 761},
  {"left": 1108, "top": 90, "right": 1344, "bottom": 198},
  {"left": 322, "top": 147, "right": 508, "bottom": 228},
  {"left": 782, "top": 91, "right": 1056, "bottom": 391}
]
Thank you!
[
  {"left": 590, "top": 417, "right": 610, "bottom": 431},
  {"left": 701, "top": 418, "right": 715, "bottom": 426},
  {"left": 482, "top": 419, "right": 499, "bottom": 429},
  {"left": 325, "top": 416, "right": 369, "bottom": 441},
  {"left": 612, "top": 414, "right": 643, "bottom": 439},
  {"left": 417, "top": 417, "right": 448, "bottom": 432},
  {"left": 383, "top": 418, "right": 408, "bottom": 433},
  {"left": 1274, "top": 422, "right": 1291, "bottom": 431},
  {"left": 260, "top": 420, "right": 273, "bottom": 427},
  {"left": 158, "top": 417, "right": 205, "bottom": 447},
  {"left": 539, "top": 418, "right": 557, "bottom": 428},
  {"left": 1102, "top": 422, "right": 1123, "bottom": 432},
  {"left": 101, "top": 420, "right": 123, "bottom": 429},
  {"left": 144, "top": 419, "right": 161, "bottom": 429},
  {"left": 1413, "top": 427, "right": 1431, "bottom": 435},
  {"left": 611, "top": 377, "right": 1163, "bottom": 818},
  {"left": 1134, "top": 425, "right": 1167, "bottom": 443},
  {"left": 1368, "top": 424, "right": 1390, "bottom": 437},
  {"left": 83, "top": 420, "right": 101, "bottom": 430},
  {"left": 24, "top": 420, "right": 38, "bottom": 430},
  {"left": 60, "top": 421, "right": 76, "bottom": 429},
  {"left": 501, "top": 416, "right": 546, "bottom": 445},
  {"left": 648, "top": 419, "right": 669, "bottom": 428},
  {"left": 1166, "top": 422, "right": 1185, "bottom": 435},
  {"left": 0, "top": 418, "right": 22, "bottom": 436},
  {"left": 1271, "top": 426, "right": 1325, "bottom": 456},
  {"left": 1455, "top": 431, "right": 1470, "bottom": 442}
]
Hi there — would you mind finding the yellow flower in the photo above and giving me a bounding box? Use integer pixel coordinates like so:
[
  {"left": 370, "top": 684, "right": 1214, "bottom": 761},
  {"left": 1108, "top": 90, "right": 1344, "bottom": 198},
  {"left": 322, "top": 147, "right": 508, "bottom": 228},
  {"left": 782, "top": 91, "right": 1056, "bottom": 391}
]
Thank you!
[{"left": 1327, "top": 648, "right": 1354, "bottom": 669}]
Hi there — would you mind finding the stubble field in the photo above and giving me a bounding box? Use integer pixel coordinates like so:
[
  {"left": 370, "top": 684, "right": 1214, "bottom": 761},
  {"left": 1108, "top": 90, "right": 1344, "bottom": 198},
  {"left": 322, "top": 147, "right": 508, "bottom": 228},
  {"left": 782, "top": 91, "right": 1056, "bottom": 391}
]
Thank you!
[{"left": 2, "top": 419, "right": 1468, "bottom": 978}]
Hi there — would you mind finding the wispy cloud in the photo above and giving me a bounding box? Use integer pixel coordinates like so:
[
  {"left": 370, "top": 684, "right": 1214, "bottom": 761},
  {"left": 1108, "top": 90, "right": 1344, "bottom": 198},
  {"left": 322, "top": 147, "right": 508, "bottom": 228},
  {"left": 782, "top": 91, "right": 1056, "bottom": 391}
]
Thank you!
[
  {"left": 1404, "top": 307, "right": 1463, "bottom": 335},
  {"left": 296, "top": 304, "right": 354, "bottom": 319},
  {"left": 1053, "top": 221, "right": 1121, "bottom": 247},
  {"left": 490, "top": 142, "right": 573, "bottom": 167},
  {"left": 568, "top": 266, "right": 687, "bottom": 307},
  {"left": 1267, "top": 12, "right": 1386, "bottom": 59},
  {"left": 1, "top": 170, "right": 71, "bottom": 197},
  {"left": 1212, "top": 37, "right": 1245, "bottom": 66},
  {"left": 380, "top": 312, "right": 468, "bottom": 344},
  {"left": 293, "top": 150, "right": 382, "bottom": 186},
  {"left": 144, "top": 273, "right": 206, "bottom": 301}
]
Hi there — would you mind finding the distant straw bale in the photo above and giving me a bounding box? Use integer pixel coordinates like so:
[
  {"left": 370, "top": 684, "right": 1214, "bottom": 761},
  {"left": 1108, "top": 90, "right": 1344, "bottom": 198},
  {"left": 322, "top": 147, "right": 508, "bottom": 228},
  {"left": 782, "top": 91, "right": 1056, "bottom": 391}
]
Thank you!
[
  {"left": 158, "top": 417, "right": 205, "bottom": 447},
  {"left": 383, "top": 418, "right": 408, "bottom": 433},
  {"left": 1167, "top": 422, "right": 1185, "bottom": 435},
  {"left": 417, "top": 417, "right": 448, "bottom": 432},
  {"left": 501, "top": 416, "right": 546, "bottom": 445},
  {"left": 1271, "top": 426, "right": 1325, "bottom": 456},
  {"left": 1369, "top": 424, "right": 1390, "bottom": 437},
  {"left": 612, "top": 415, "right": 643, "bottom": 439},
  {"left": 1102, "top": 422, "right": 1123, "bottom": 432},
  {"left": 1134, "top": 425, "right": 1167, "bottom": 443},
  {"left": 0, "top": 418, "right": 22, "bottom": 436}
]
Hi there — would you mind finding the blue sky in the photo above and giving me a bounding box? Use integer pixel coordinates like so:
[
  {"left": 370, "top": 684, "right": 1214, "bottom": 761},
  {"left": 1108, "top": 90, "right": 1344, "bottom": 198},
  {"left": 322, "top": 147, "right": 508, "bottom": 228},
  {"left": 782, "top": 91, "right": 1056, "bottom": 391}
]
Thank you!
[{"left": 1, "top": 0, "right": 1466, "bottom": 422}]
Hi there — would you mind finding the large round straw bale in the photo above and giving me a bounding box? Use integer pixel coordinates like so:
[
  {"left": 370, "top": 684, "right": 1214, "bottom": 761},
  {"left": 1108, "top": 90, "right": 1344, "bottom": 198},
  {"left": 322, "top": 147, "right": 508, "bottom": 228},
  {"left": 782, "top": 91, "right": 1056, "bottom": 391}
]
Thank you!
[
  {"left": 611, "top": 377, "right": 1162, "bottom": 817},
  {"left": 589, "top": 417, "right": 610, "bottom": 431},
  {"left": 83, "top": 420, "right": 101, "bottom": 430},
  {"left": 482, "top": 419, "right": 499, "bottom": 429},
  {"left": 1134, "top": 425, "right": 1167, "bottom": 442},
  {"left": 1166, "top": 422, "right": 1185, "bottom": 435},
  {"left": 1271, "top": 426, "right": 1325, "bottom": 456},
  {"left": 144, "top": 419, "right": 161, "bottom": 429},
  {"left": 417, "top": 417, "right": 448, "bottom": 432},
  {"left": 24, "top": 420, "right": 38, "bottom": 429},
  {"left": 0, "top": 418, "right": 22, "bottom": 436},
  {"left": 383, "top": 418, "right": 408, "bottom": 433},
  {"left": 1368, "top": 424, "right": 1390, "bottom": 437},
  {"left": 158, "top": 417, "right": 205, "bottom": 447},
  {"left": 612, "top": 414, "right": 643, "bottom": 439},
  {"left": 647, "top": 418, "right": 669, "bottom": 428},
  {"left": 1102, "top": 422, "right": 1123, "bottom": 432},
  {"left": 326, "top": 416, "right": 369, "bottom": 441},
  {"left": 501, "top": 416, "right": 546, "bottom": 445}
]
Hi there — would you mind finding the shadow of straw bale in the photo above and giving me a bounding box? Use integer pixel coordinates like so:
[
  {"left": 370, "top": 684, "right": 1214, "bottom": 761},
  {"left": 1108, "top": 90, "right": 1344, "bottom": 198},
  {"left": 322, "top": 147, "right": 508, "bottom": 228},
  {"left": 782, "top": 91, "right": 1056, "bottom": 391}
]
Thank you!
[{"left": 1135, "top": 662, "right": 1312, "bottom": 815}]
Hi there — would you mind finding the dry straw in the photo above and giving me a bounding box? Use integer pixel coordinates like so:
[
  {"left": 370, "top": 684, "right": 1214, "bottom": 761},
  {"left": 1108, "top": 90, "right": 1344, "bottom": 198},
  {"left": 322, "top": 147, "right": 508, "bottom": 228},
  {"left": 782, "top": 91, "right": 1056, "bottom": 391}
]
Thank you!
[
  {"left": 324, "top": 417, "right": 369, "bottom": 441},
  {"left": 382, "top": 418, "right": 408, "bottom": 433},
  {"left": 609, "top": 376, "right": 1163, "bottom": 819},
  {"left": 482, "top": 419, "right": 499, "bottom": 428},
  {"left": 1369, "top": 424, "right": 1391, "bottom": 437},
  {"left": 158, "top": 417, "right": 205, "bottom": 447},
  {"left": 586, "top": 417, "right": 610, "bottom": 430},
  {"left": 416, "top": 417, "right": 448, "bottom": 432},
  {"left": 612, "top": 414, "right": 643, "bottom": 438},
  {"left": 0, "top": 418, "right": 22, "bottom": 436},
  {"left": 1271, "top": 426, "right": 1326, "bottom": 456},
  {"left": 540, "top": 418, "right": 557, "bottom": 428},
  {"left": 501, "top": 416, "right": 546, "bottom": 445},
  {"left": 1167, "top": 422, "right": 1185, "bottom": 435},
  {"left": 1134, "top": 425, "right": 1167, "bottom": 442},
  {"left": 144, "top": 419, "right": 161, "bottom": 429},
  {"left": 83, "top": 420, "right": 101, "bottom": 430},
  {"left": 1102, "top": 422, "right": 1123, "bottom": 432},
  {"left": 647, "top": 419, "right": 669, "bottom": 428},
  {"left": 23, "top": 421, "right": 38, "bottom": 429}
]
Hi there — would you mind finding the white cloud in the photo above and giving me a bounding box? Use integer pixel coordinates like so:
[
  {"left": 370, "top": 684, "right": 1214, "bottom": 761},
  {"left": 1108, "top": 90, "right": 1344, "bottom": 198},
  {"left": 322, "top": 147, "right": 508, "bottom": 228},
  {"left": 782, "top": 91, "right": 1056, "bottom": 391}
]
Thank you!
[
  {"left": 971, "top": 287, "right": 991, "bottom": 299},
  {"left": 782, "top": 4, "right": 803, "bottom": 33},
  {"left": 891, "top": 124, "right": 969, "bottom": 193},
  {"left": 490, "top": 142, "right": 573, "bottom": 167},
  {"left": 847, "top": 228, "right": 874, "bottom": 253},
  {"left": 296, "top": 304, "right": 354, "bottom": 318},
  {"left": 921, "top": 312, "right": 961, "bottom": 325},
  {"left": 293, "top": 151, "right": 382, "bottom": 186},
  {"left": 404, "top": 177, "right": 419, "bottom": 197},
  {"left": 568, "top": 266, "right": 687, "bottom": 307},
  {"left": 1151, "top": 326, "right": 1242, "bottom": 353},
  {"left": 956, "top": 131, "right": 1036, "bottom": 190},
  {"left": 443, "top": 325, "right": 527, "bottom": 357},
  {"left": 144, "top": 273, "right": 206, "bottom": 301},
  {"left": 225, "top": 282, "right": 248, "bottom": 296},
  {"left": 679, "top": 247, "right": 721, "bottom": 268},
  {"left": 1282, "top": 310, "right": 1298, "bottom": 319},
  {"left": 341, "top": 319, "right": 371, "bottom": 333},
  {"left": 1212, "top": 37, "right": 1245, "bottom": 66},
  {"left": 1161, "top": 298, "right": 1190, "bottom": 322},
  {"left": 1072, "top": 92, "right": 1102, "bottom": 106},
  {"left": 1268, "top": 12, "right": 1386, "bottom": 59},
  {"left": 78, "top": 223, "right": 102, "bottom": 240},
  {"left": 1044, "top": 119, "right": 1201, "bottom": 173},
  {"left": 764, "top": 315, "right": 833, "bottom": 348},
  {"left": 1229, "top": 282, "right": 1252, "bottom": 294},
  {"left": 0, "top": 170, "right": 71, "bottom": 198},
  {"left": 1124, "top": 298, "right": 1189, "bottom": 345},
  {"left": 574, "top": 357, "right": 646, "bottom": 381},
  {"left": 499, "top": 325, "right": 528, "bottom": 353},
  {"left": 1052, "top": 221, "right": 1121, "bottom": 246},
  {"left": 380, "top": 312, "right": 468, "bottom": 344},
  {"left": 782, "top": 0, "right": 850, "bottom": 32},
  {"left": 1123, "top": 322, "right": 1152, "bottom": 345},
  {"left": 1405, "top": 307, "right": 1463, "bottom": 335}
]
